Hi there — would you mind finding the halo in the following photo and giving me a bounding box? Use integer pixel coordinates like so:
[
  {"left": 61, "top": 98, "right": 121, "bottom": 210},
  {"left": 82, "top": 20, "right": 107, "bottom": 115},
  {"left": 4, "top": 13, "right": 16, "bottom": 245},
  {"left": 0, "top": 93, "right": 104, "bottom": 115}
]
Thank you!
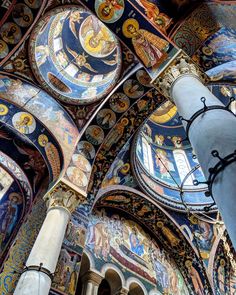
[
  {"left": 122, "top": 18, "right": 139, "bottom": 38},
  {"left": 185, "top": 260, "right": 192, "bottom": 268},
  {"left": 84, "top": 31, "right": 103, "bottom": 55},
  {"left": 98, "top": 3, "right": 114, "bottom": 21},
  {"left": 20, "top": 113, "right": 34, "bottom": 126},
  {"left": 9, "top": 192, "right": 23, "bottom": 204},
  {"left": 38, "top": 134, "right": 49, "bottom": 147},
  {"left": 156, "top": 221, "right": 164, "bottom": 228},
  {"left": 120, "top": 163, "right": 130, "bottom": 174},
  {"left": 121, "top": 118, "right": 129, "bottom": 126},
  {"left": 0, "top": 104, "right": 8, "bottom": 116},
  {"left": 220, "top": 259, "right": 225, "bottom": 266}
]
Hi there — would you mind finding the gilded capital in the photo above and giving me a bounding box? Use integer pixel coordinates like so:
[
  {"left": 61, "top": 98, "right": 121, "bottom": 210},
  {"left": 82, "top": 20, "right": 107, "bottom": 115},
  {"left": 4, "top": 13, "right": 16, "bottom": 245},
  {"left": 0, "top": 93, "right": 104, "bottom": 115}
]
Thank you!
[
  {"left": 43, "top": 180, "right": 86, "bottom": 214},
  {"left": 152, "top": 51, "right": 209, "bottom": 99}
]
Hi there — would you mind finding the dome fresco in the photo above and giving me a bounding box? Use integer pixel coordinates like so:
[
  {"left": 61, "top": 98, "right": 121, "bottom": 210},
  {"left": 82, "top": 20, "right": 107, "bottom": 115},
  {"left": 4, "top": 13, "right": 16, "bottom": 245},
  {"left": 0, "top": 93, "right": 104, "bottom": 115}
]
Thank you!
[
  {"left": 29, "top": 6, "right": 122, "bottom": 105},
  {"left": 134, "top": 100, "right": 216, "bottom": 211}
]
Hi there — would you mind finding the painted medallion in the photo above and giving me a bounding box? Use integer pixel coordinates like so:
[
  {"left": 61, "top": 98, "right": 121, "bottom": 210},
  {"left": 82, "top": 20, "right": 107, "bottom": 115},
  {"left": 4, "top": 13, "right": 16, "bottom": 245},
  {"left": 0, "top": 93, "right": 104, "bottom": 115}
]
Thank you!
[
  {"left": 29, "top": 6, "right": 122, "bottom": 105},
  {"left": 95, "top": 0, "right": 125, "bottom": 24}
]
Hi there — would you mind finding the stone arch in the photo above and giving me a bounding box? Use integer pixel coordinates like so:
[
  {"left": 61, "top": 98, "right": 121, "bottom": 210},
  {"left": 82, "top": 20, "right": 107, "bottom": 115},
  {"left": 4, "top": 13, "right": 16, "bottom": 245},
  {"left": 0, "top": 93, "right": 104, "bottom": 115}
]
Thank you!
[
  {"left": 126, "top": 277, "right": 148, "bottom": 295},
  {"left": 83, "top": 249, "right": 95, "bottom": 270},
  {"left": 94, "top": 185, "right": 214, "bottom": 294},
  {"left": 100, "top": 263, "right": 126, "bottom": 288}
]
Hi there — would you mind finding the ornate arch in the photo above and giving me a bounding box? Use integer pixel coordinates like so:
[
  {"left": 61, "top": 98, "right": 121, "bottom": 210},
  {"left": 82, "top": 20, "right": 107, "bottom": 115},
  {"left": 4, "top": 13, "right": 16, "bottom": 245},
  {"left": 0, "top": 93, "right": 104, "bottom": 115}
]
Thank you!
[{"left": 93, "top": 185, "right": 214, "bottom": 294}]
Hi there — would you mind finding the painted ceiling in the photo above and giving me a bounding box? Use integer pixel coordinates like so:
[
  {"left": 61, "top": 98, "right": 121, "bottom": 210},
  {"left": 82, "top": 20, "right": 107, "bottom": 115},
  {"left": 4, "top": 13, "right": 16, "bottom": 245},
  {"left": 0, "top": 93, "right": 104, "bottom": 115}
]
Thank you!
[{"left": 0, "top": 1, "right": 236, "bottom": 295}]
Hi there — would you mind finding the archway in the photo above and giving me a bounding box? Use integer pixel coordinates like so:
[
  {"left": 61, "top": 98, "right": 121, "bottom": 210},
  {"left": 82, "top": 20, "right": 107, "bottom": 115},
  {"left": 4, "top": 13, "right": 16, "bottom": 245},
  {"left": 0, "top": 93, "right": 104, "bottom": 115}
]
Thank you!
[
  {"left": 128, "top": 282, "right": 145, "bottom": 295},
  {"left": 98, "top": 279, "right": 111, "bottom": 295}
]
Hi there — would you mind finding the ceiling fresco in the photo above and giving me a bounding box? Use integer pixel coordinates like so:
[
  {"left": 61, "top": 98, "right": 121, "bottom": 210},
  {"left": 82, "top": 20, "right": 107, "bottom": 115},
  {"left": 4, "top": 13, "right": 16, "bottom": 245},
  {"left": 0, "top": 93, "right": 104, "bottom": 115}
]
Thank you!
[
  {"left": 133, "top": 100, "right": 215, "bottom": 212},
  {"left": 64, "top": 65, "right": 156, "bottom": 196},
  {"left": 29, "top": 6, "right": 122, "bottom": 105},
  {"left": 81, "top": 0, "right": 179, "bottom": 79},
  {"left": 192, "top": 27, "right": 236, "bottom": 72},
  {"left": 0, "top": 98, "right": 64, "bottom": 184},
  {"left": 0, "top": 1, "right": 236, "bottom": 295},
  {"left": 0, "top": 73, "right": 78, "bottom": 166},
  {"left": 0, "top": 0, "right": 47, "bottom": 66}
]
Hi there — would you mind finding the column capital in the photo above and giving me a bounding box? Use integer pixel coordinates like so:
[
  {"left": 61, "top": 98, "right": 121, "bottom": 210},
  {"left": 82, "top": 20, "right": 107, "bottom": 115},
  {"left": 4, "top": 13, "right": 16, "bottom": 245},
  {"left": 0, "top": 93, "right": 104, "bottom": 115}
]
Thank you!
[
  {"left": 115, "top": 287, "right": 129, "bottom": 295},
  {"left": 81, "top": 270, "right": 104, "bottom": 286},
  {"left": 43, "top": 179, "right": 86, "bottom": 214},
  {"left": 152, "top": 50, "right": 209, "bottom": 99}
]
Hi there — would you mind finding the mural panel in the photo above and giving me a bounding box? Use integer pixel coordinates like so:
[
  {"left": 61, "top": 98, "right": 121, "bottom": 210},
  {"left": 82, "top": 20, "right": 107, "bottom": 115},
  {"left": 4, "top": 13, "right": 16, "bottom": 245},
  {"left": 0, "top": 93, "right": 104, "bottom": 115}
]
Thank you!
[
  {"left": 80, "top": 0, "right": 179, "bottom": 79},
  {"left": 0, "top": 74, "right": 78, "bottom": 166},
  {"left": 85, "top": 209, "right": 189, "bottom": 295},
  {"left": 29, "top": 6, "right": 122, "bottom": 105},
  {"left": 52, "top": 248, "right": 81, "bottom": 295},
  {"left": 133, "top": 100, "right": 215, "bottom": 212},
  {"left": 0, "top": 0, "right": 47, "bottom": 66}
]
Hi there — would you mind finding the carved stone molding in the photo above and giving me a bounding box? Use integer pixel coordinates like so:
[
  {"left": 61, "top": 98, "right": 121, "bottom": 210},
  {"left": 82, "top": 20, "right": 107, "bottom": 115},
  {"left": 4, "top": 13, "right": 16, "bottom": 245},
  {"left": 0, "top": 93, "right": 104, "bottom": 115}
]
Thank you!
[
  {"left": 43, "top": 180, "right": 86, "bottom": 214},
  {"left": 152, "top": 50, "right": 209, "bottom": 99}
]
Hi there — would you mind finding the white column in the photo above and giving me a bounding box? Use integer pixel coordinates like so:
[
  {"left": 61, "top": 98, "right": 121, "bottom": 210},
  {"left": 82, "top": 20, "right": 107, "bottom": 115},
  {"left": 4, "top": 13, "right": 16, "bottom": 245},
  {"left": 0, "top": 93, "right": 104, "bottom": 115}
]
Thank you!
[
  {"left": 81, "top": 271, "right": 103, "bottom": 295},
  {"left": 154, "top": 53, "right": 236, "bottom": 249},
  {"left": 14, "top": 181, "right": 85, "bottom": 295}
]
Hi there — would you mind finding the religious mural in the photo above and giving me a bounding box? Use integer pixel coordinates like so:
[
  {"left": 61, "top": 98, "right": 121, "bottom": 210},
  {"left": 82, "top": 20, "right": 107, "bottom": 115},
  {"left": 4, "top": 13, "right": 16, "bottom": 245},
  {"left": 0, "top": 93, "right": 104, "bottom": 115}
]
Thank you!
[
  {"left": 193, "top": 27, "right": 236, "bottom": 71},
  {"left": 81, "top": 0, "right": 179, "bottom": 79},
  {"left": 64, "top": 66, "right": 158, "bottom": 196},
  {"left": 0, "top": 180, "right": 23, "bottom": 261},
  {"left": 0, "top": 2, "right": 236, "bottom": 295},
  {"left": 102, "top": 139, "right": 138, "bottom": 189},
  {"left": 0, "top": 74, "right": 78, "bottom": 166},
  {"left": 0, "top": 0, "right": 47, "bottom": 66},
  {"left": 134, "top": 100, "right": 215, "bottom": 212},
  {"left": 52, "top": 248, "right": 81, "bottom": 295},
  {"left": 85, "top": 209, "right": 189, "bottom": 295},
  {"left": 29, "top": 6, "right": 122, "bottom": 105}
]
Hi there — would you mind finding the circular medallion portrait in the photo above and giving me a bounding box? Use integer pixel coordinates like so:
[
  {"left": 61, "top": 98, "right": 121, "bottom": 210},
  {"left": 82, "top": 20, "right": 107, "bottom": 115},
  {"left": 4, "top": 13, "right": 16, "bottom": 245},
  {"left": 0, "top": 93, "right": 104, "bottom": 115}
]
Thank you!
[
  {"left": 0, "top": 23, "right": 22, "bottom": 45},
  {"left": 109, "top": 92, "right": 130, "bottom": 113},
  {"left": 66, "top": 166, "right": 88, "bottom": 187},
  {"left": 77, "top": 141, "right": 96, "bottom": 160},
  {"left": 123, "top": 79, "right": 144, "bottom": 99},
  {"left": 0, "top": 40, "right": 9, "bottom": 59},
  {"left": 85, "top": 125, "right": 104, "bottom": 146},
  {"left": 0, "top": 104, "right": 8, "bottom": 116},
  {"left": 12, "top": 4, "right": 33, "bottom": 28},
  {"left": 136, "top": 69, "right": 152, "bottom": 87},
  {"left": 95, "top": 0, "right": 125, "bottom": 24},
  {"left": 96, "top": 108, "right": 116, "bottom": 129},
  {"left": 72, "top": 154, "right": 91, "bottom": 173},
  {"left": 12, "top": 112, "right": 36, "bottom": 134},
  {"left": 29, "top": 6, "right": 122, "bottom": 105}
]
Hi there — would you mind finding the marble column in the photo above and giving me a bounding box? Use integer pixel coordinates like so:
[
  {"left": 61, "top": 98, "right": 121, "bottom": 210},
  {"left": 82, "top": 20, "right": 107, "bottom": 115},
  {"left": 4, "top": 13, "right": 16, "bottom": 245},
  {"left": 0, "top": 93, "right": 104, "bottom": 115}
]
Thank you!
[
  {"left": 14, "top": 181, "right": 86, "bottom": 295},
  {"left": 81, "top": 271, "right": 103, "bottom": 295},
  {"left": 153, "top": 51, "right": 236, "bottom": 249}
]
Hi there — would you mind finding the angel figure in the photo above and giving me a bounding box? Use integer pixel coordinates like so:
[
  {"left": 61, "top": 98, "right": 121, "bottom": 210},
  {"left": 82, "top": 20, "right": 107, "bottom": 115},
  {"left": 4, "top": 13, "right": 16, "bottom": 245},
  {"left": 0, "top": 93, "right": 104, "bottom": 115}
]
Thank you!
[
  {"left": 66, "top": 46, "right": 98, "bottom": 73},
  {"left": 68, "top": 11, "right": 83, "bottom": 38}
]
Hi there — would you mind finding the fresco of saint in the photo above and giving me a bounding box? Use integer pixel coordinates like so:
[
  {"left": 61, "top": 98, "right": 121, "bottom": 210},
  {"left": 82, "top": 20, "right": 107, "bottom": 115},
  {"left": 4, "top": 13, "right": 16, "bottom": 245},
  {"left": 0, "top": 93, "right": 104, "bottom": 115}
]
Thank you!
[{"left": 122, "top": 18, "right": 169, "bottom": 68}]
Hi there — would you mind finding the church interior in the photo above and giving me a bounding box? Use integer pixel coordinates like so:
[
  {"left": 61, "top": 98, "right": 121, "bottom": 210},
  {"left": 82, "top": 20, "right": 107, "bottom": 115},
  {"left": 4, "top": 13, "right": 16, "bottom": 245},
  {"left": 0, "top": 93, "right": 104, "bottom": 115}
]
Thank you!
[{"left": 0, "top": 0, "right": 236, "bottom": 294}]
